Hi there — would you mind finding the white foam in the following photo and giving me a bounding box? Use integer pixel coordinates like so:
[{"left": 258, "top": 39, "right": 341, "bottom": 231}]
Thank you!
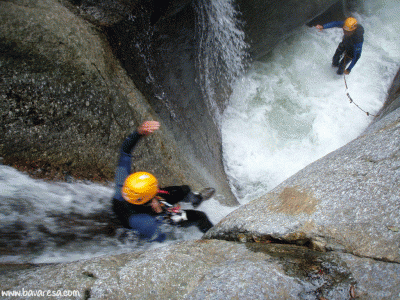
[
  {"left": 1, "top": 0, "right": 399, "bottom": 264},
  {"left": 222, "top": 1, "right": 400, "bottom": 203},
  {"left": 0, "top": 165, "right": 230, "bottom": 264}
]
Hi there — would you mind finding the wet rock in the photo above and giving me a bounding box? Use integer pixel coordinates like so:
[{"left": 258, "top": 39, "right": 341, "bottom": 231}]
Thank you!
[
  {"left": 61, "top": 0, "right": 140, "bottom": 26},
  {"left": 205, "top": 106, "right": 400, "bottom": 263},
  {"left": 0, "top": 0, "right": 237, "bottom": 205},
  {"left": 0, "top": 240, "right": 359, "bottom": 299},
  {"left": 236, "top": 0, "right": 340, "bottom": 60},
  {"left": 376, "top": 69, "right": 400, "bottom": 120},
  {"left": 1, "top": 240, "right": 399, "bottom": 299},
  {"left": 338, "top": 253, "right": 400, "bottom": 300}
]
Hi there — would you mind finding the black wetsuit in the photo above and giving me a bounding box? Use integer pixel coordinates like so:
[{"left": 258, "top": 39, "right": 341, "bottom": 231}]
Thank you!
[
  {"left": 323, "top": 21, "right": 364, "bottom": 74},
  {"left": 112, "top": 131, "right": 213, "bottom": 242}
]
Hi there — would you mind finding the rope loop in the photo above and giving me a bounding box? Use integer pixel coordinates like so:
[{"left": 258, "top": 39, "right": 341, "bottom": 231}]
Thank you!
[{"left": 343, "top": 75, "right": 377, "bottom": 117}]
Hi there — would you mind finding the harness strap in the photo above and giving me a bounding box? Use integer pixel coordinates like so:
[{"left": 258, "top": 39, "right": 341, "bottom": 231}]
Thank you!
[{"left": 157, "top": 189, "right": 170, "bottom": 195}]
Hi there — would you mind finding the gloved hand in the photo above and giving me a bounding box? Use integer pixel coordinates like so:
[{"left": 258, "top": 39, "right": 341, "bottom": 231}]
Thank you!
[
  {"left": 344, "top": 69, "right": 350, "bottom": 75},
  {"left": 170, "top": 211, "right": 188, "bottom": 224}
]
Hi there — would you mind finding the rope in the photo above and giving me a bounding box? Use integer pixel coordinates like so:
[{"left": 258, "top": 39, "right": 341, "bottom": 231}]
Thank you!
[{"left": 343, "top": 74, "right": 377, "bottom": 117}]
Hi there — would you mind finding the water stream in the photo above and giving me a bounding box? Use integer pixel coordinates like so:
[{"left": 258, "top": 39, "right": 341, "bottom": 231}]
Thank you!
[
  {"left": 1, "top": 0, "right": 399, "bottom": 264},
  {"left": 222, "top": 0, "right": 400, "bottom": 202}
]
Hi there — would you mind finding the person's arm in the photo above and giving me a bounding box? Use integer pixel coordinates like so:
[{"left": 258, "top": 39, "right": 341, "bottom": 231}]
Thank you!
[
  {"left": 316, "top": 21, "right": 344, "bottom": 31},
  {"left": 113, "top": 121, "right": 160, "bottom": 201},
  {"left": 346, "top": 42, "right": 363, "bottom": 72},
  {"left": 121, "top": 120, "right": 161, "bottom": 155}
]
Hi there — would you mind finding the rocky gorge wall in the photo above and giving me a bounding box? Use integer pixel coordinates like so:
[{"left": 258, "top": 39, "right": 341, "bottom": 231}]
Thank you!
[
  {"left": 0, "top": 0, "right": 236, "bottom": 205},
  {"left": 1, "top": 70, "right": 398, "bottom": 300},
  {"left": 1, "top": 0, "right": 399, "bottom": 298},
  {"left": 0, "top": 0, "right": 344, "bottom": 207},
  {"left": 0, "top": 0, "right": 353, "bottom": 258}
]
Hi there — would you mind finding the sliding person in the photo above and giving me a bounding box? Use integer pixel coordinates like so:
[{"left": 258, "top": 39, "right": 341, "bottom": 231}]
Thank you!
[{"left": 112, "top": 120, "right": 214, "bottom": 242}]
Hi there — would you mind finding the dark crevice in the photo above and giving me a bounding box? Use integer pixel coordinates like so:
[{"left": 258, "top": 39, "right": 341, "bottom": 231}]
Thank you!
[
  {"left": 207, "top": 232, "right": 400, "bottom": 265},
  {"left": 83, "top": 289, "right": 91, "bottom": 300},
  {"left": 83, "top": 271, "right": 97, "bottom": 279}
]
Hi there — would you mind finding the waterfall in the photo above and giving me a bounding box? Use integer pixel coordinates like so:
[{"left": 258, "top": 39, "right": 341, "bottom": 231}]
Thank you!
[
  {"left": 2, "top": 0, "right": 398, "bottom": 264},
  {"left": 0, "top": 164, "right": 233, "bottom": 263},
  {"left": 194, "top": 0, "right": 248, "bottom": 123}
]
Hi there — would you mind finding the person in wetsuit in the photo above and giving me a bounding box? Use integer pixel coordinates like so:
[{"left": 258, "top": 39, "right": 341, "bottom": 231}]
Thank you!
[
  {"left": 316, "top": 17, "right": 364, "bottom": 75},
  {"left": 112, "top": 120, "right": 213, "bottom": 242}
]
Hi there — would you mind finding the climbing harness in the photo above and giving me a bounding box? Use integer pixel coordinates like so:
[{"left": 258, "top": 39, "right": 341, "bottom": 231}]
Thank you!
[
  {"left": 159, "top": 200, "right": 188, "bottom": 224},
  {"left": 343, "top": 74, "right": 377, "bottom": 117}
]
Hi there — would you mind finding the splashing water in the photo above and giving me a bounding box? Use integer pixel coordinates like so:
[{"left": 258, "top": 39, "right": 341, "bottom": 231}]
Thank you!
[
  {"left": 1, "top": 0, "right": 399, "bottom": 264},
  {"left": 195, "top": 0, "right": 248, "bottom": 121},
  {"left": 0, "top": 165, "right": 234, "bottom": 263},
  {"left": 221, "top": 1, "right": 400, "bottom": 203}
]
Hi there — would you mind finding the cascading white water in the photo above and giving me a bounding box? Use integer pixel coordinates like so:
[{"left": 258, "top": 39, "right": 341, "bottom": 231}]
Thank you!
[
  {"left": 195, "top": 0, "right": 248, "bottom": 121},
  {"left": 1, "top": 0, "right": 399, "bottom": 264},
  {"left": 0, "top": 0, "right": 247, "bottom": 264},
  {"left": 221, "top": 0, "right": 400, "bottom": 203},
  {"left": 0, "top": 165, "right": 233, "bottom": 263}
]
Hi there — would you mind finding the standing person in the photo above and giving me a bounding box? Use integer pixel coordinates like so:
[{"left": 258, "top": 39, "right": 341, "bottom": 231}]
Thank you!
[
  {"left": 316, "top": 17, "right": 364, "bottom": 75},
  {"left": 112, "top": 120, "right": 214, "bottom": 243}
]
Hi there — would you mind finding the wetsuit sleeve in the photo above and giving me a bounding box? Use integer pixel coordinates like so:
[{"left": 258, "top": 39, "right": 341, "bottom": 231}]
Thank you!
[
  {"left": 347, "top": 42, "right": 363, "bottom": 71},
  {"left": 113, "top": 131, "right": 143, "bottom": 200},
  {"left": 323, "top": 21, "right": 344, "bottom": 29},
  {"left": 121, "top": 131, "right": 142, "bottom": 155}
]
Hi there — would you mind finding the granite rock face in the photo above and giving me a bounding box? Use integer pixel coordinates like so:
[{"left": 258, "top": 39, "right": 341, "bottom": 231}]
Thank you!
[
  {"left": 236, "top": 0, "right": 341, "bottom": 60},
  {"left": 1, "top": 240, "right": 399, "bottom": 299},
  {"left": 205, "top": 105, "right": 400, "bottom": 263},
  {"left": 0, "top": 0, "right": 236, "bottom": 204},
  {"left": 0, "top": 0, "right": 348, "bottom": 205},
  {"left": 1, "top": 1, "right": 400, "bottom": 298}
]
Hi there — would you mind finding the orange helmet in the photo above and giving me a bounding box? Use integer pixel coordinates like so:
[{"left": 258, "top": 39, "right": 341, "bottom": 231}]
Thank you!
[
  {"left": 122, "top": 172, "right": 158, "bottom": 205},
  {"left": 343, "top": 17, "right": 357, "bottom": 31}
]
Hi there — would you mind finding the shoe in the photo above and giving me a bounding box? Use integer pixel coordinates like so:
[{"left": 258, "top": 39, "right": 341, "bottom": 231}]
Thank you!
[
  {"left": 191, "top": 193, "right": 203, "bottom": 208},
  {"left": 191, "top": 188, "right": 215, "bottom": 208},
  {"left": 198, "top": 188, "right": 215, "bottom": 200}
]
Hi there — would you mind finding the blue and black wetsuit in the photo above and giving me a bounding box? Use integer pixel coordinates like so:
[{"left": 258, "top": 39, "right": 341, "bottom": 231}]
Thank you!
[
  {"left": 323, "top": 21, "right": 364, "bottom": 74},
  {"left": 112, "top": 131, "right": 213, "bottom": 242}
]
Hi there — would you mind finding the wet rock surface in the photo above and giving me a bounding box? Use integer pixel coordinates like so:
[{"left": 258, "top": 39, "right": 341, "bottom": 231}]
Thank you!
[
  {"left": 236, "top": 0, "right": 340, "bottom": 60},
  {"left": 205, "top": 106, "right": 400, "bottom": 263},
  {"left": 0, "top": 0, "right": 237, "bottom": 205},
  {"left": 1, "top": 0, "right": 400, "bottom": 299},
  {"left": 1, "top": 240, "right": 399, "bottom": 299}
]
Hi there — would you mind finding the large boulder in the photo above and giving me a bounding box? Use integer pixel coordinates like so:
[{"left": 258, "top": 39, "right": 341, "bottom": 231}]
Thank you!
[
  {"left": 205, "top": 102, "right": 400, "bottom": 262},
  {"left": 79, "top": 0, "right": 342, "bottom": 206},
  {"left": 0, "top": 0, "right": 347, "bottom": 206},
  {"left": 0, "top": 0, "right": 236, "bottom": 205},
  {"left": 1, "top": 240, "right": 399, "bottom": 299}
]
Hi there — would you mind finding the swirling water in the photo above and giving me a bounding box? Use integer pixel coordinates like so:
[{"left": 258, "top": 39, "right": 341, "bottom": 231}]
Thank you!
[
  {"left": 222, "top": 0, "right": 400, "bottom": 203},
  {"left": 1, "top": 0, "right": 399, "bottom": 263}
]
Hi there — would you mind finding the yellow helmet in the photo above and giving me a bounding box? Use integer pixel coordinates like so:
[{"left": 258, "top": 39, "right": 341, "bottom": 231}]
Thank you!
[
  {"left": 122, "top": 172, "right": 158, "bottom": 205},
  {"left": 343, "top": 17, "right": 357, "bottom": 31}
]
